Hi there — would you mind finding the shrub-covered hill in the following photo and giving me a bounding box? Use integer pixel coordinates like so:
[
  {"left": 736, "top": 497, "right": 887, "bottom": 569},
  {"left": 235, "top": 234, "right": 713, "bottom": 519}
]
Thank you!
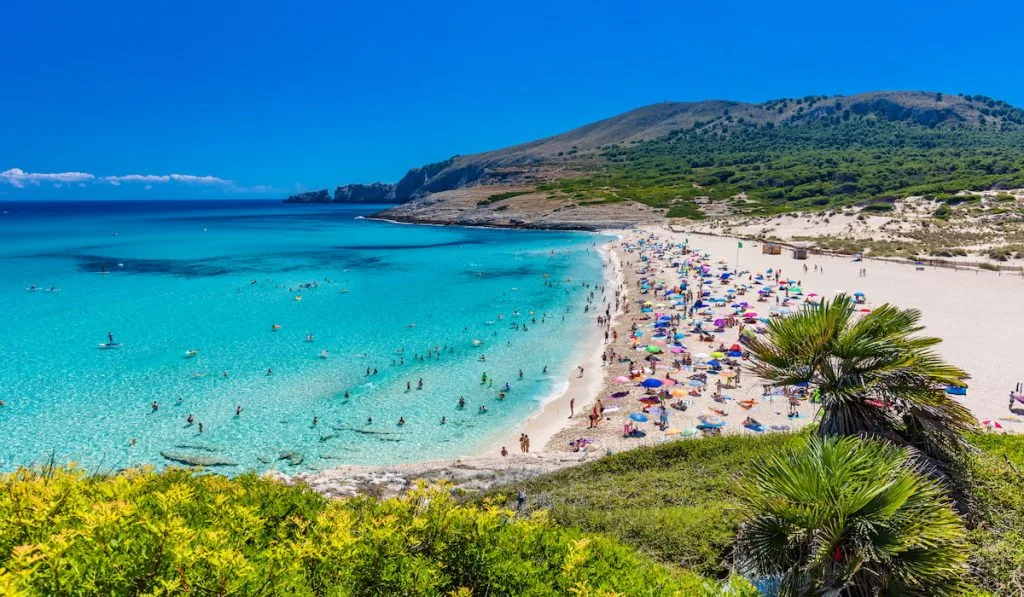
[
  {"left": 0, "top": 466, "right": 754, "bottom": 596},
  {"left": 318, "top": 91, "right": 1024, "bottom": 224}
]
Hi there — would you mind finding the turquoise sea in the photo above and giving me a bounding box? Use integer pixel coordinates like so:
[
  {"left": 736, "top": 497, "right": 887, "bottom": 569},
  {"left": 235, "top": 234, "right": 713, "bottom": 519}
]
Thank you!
[{"left": 0, "top": 201, "right": 606, "bottom": 473}]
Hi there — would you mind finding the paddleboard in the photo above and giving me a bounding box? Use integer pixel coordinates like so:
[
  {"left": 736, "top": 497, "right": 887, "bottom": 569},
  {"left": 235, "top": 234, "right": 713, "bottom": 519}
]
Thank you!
[{"left": 98, "top": 343, "right": 122, "bottom": 349}]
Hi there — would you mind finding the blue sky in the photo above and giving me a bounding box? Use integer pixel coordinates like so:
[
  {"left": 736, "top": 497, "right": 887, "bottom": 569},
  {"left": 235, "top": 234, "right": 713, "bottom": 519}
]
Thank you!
[{"left": 2, "top": 0, "right": 1022, "bottom": 199}]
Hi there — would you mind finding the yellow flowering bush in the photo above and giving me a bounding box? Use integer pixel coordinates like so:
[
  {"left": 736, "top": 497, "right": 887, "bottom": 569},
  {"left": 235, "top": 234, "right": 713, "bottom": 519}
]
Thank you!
[{"left": 0, "top": 466, "right": 754, "bottom": 596}]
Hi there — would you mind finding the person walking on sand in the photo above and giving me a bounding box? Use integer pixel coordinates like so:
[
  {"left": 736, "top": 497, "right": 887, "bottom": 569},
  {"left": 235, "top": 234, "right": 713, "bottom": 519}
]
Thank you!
[
  {"left": 501, "top": 446, "right": 508, "bottom": 457},
  {"left": 577, "top": 364, "right": 584, "bottom": 378},
  {"left": 519, "top": 433, "right": 526, "bottom": 453},
  {"left": 569, "top": 397, "right": 575, "bottom": 418},
  {"left": 524, "top": 434, "right": 531, "bottom": 453}
]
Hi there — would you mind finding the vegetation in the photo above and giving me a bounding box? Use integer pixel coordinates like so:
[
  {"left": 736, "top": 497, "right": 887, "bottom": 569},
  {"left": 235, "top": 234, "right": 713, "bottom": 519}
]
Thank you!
[
  {"left": 0, "top": 466, "right": 747, "bottom": 596},
  {"left": 746, "top": 295, "right": 974, "bottom": 471},
  {"left": 477, "top": 190, "right": 533, "bottom": 207},
  {"left": 494, "top": 431, "right": 1024, "bottom": 593},
  {"left": 737, "top": 436, "right": 967, "bottom": 596},
  {"left": 541, "top": 116, "right": 1024, "bottom": 218}
]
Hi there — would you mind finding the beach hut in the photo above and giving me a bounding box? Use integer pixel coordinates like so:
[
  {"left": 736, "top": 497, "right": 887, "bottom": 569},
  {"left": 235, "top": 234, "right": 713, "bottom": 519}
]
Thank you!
[
  {"left": 791, "top": 242, "right": 810, "bottom": 260},
  {"left": 762, "top": 242, "right": 782, "bottom": 255}
]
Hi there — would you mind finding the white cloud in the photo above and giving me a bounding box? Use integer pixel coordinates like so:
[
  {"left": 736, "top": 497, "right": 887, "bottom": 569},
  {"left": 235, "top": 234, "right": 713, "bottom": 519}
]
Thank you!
[
  {"left": 102, "top": 173, "right": 230, "bottom": 186},
  {"left": 0, "top": 168, "right": 95, "bottom": 188},
  {"left": 2, "top": 167, "right": 259, "bottom": 193}
]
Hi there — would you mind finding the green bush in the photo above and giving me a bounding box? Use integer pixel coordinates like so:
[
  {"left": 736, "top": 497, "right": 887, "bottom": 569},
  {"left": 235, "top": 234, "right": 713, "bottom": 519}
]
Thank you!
[{"left": 0, "top": 466, "right": 747, "bottom": 596}]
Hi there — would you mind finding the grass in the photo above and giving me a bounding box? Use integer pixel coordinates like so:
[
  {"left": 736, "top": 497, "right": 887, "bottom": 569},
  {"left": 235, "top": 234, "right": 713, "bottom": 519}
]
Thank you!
[
  {"left": 487, "top": 433, "right": 802, "bottom": 578},
  {"left": 487, "top": 431, "right": 1024, "bottom": 593}
]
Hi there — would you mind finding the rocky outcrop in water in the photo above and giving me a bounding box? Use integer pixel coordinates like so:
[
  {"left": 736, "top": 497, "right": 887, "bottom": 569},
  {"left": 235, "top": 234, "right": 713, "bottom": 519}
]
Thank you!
[{"left": 284, "top": 189, "right": 332, "bottom": 203}]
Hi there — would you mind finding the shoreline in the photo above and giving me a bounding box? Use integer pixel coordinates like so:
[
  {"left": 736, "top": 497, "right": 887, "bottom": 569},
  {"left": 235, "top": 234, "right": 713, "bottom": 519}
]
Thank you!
[{"left": 482, "top": 237, "right": 623, "bottom": 456}]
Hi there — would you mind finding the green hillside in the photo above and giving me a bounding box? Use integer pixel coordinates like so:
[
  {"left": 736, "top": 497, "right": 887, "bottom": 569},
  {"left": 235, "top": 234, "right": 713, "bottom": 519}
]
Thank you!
[{"left": 539, "top": 96, "right": 1024, "bottom": 218}]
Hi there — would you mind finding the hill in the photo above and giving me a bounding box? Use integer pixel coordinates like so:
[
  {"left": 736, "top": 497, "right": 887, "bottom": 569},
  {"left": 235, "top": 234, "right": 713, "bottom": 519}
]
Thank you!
[{"left": 285, "top": 91, "right": 1024, "bottom": 229}]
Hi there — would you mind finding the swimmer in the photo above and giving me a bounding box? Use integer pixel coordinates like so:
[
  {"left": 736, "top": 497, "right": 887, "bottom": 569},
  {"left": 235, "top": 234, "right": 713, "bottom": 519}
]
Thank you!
[
  {"left": 398, "top": 417, "right": 406, "bottom": 426},
  {"left": 313, "top": 416, "right": 318, "bottom": 426},
  {"left": 236, "top": 405, "right": 243, "bottom": 416},
  {"left": 440, "top": 416, "right": 447, "bottom": 424},
  {"left": 367, "top": 416, "right": 373, "bottom": 424},
  {"left": 151, "top": 401, "right": 159, "bottom": 412},
  {"left": 458, "top": 396, "right": 466, "bottom": 408},
  {"left": 198, "top": 422, "right": 203, "bottom": 433},
  {"left": 266, "top": 368, "right": 273, "bottom": 376},
  {"left": 187, "top": 413, "right": 194, "bottom": 425}
]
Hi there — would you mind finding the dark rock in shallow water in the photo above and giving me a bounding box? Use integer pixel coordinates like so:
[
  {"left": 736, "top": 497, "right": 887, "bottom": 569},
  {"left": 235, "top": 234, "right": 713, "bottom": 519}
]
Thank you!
[
  {"left": 161, "top": 451, "right": 237, "bottom": 467},
  {"left": 279, "top": 450, "right": 304, "bottom": 466},
  {"left": 174, "top": 443, "right": 220, "bottom": 452}
]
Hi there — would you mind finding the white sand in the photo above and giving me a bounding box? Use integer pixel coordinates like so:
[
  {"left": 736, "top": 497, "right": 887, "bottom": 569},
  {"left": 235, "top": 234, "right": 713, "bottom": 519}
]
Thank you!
[{"left": 673, "top": 229, "right": 1024, "bottom": 426}]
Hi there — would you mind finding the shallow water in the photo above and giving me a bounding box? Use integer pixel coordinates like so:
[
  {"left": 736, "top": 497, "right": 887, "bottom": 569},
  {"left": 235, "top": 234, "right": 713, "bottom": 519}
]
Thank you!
[{"left": 0, "top": 201, "right": 606, "bottom": 473}]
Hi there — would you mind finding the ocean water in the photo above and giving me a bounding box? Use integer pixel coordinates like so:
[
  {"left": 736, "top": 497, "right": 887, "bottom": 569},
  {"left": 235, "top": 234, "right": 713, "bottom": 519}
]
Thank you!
[{"left": 0, "top": 201, "right": 606, "bottom": 473}]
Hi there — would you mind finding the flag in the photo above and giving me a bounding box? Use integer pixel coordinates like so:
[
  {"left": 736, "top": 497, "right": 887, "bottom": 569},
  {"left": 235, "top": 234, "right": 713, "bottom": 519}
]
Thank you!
[{"left": 737, "top": 241, "right": 743, "bottom": 248}]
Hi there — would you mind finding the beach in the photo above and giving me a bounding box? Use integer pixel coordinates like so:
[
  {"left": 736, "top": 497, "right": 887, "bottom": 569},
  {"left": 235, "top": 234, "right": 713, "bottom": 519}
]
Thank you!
[
  {"left": 274, "top": 222, "right": 1024, "bottom": 495},
  {"left": 543, "top": 224, "right": 1023, "bottom": 455}
]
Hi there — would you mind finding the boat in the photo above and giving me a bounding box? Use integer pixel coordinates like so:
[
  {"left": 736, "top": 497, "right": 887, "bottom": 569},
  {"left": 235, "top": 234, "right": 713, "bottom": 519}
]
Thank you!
[
  {"left": 318, "top": 350, "right": 329, "bottom": 359},
  {"left": 184, "top": 350, "right": 199, "bottom": 358},
  {"left": 294, "top": 295, "right": 302, "bottom": 301},
  {"left": 98, "top": 342, "right": 122, "bottom": 349},
  {"left": 271, "top": 324, "right": 281, "bottom": 331}
]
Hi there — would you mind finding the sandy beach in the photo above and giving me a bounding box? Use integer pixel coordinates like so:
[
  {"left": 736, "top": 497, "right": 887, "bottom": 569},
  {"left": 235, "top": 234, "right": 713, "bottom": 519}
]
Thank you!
[{"left": 543, "top": 224, "right": 1023, "bottom": 456}]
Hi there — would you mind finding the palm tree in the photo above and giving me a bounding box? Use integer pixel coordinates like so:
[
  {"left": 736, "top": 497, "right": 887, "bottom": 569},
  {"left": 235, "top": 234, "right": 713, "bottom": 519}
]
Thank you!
[
  {"left": 737, "top": 436, "right": 968, "bottom": 596},
  {"left": 745, "top": 295, "right": 974, "bottom": 467}
]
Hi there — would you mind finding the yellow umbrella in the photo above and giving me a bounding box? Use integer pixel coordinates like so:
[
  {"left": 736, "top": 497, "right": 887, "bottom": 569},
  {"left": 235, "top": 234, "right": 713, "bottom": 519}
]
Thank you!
[
  {"left": 670, "top": 388, "right": 686, "bottom": 397},
  {"left": 711, "top": 351, "right": 725, "bottom": 359}
]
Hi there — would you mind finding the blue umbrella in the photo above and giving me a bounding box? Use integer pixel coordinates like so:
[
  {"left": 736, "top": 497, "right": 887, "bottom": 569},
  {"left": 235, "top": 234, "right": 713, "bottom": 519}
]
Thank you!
[
  {"left": 727, "top": 350, "right": 743, "bottom": 357},
  {"left": 641, "top": 378, "right": 663, "bottom": 388},
  {"left": 708, "top": 359, "right": 722, "bottom": 368},
  {"left": 629, "top": 412, "right": 649, "bottom": 423}
]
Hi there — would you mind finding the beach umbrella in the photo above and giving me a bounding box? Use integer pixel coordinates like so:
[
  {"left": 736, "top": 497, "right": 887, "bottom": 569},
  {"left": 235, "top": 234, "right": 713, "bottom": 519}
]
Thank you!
[
  {"left": 711, "top": 351, "right": 725, "bottom": 358},
  {"left": 641, "top": 378, "right": 663, "bottom": 388},
  {"left": 688, "top": 379, "right": 704, "bottom": 387},
  {"left": 727, "top": 350, "right": 743, "bottom": 358},
  {"left": 629, "top": 412, "right": 649, "bottom": 423},
  {"left": 743, "top": 311, "right": 758, "bottom": 318},
  {"left": 670, "top": 388, "right": 686, "bottom": 397},
  {"left": 702, "top": 415, "right": 726, "bottom": 428},
  {"left": 981, "top": 419, "right": 1003, "bottom": 430},
  {"left": 646, "top": 345, "right": 663, "bottom": 353},
  {"left": 682, "top": 427, "right": 699, "bottom": 437},
  {"left": 694, "top": 352, "right": 709, "bottom": 360},
  {"left": 853, "top": 291, "right": 865, "bottom": 297},
  {"left": 719, "top": 370, "right": 737, "bottom": 380},
  {"left": 613, "top": 376, "right": 630, "bottom": 383}
]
